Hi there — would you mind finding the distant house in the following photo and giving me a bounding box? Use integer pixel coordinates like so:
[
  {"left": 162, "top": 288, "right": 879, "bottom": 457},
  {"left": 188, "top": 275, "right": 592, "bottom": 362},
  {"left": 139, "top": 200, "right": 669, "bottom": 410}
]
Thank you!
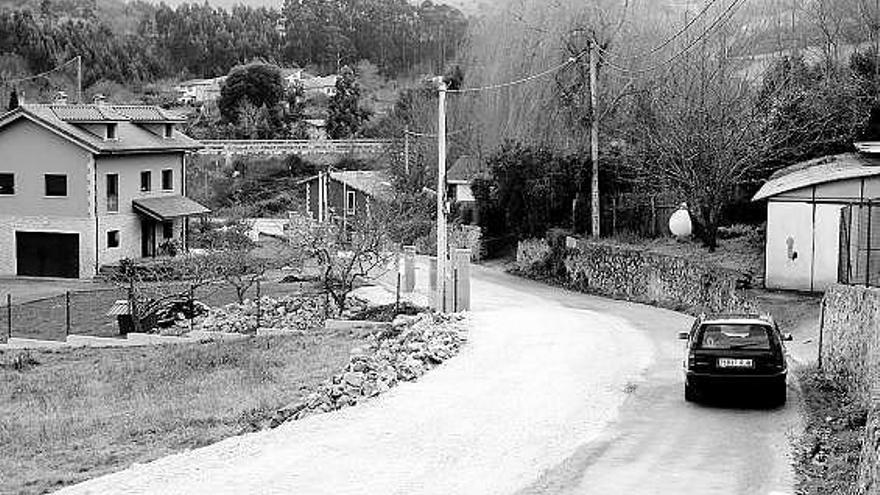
[
  {"left": 0, "top": 103, "right": 208, "bottom": 278},
  {"left": 284, "top": 70, "right": 339, "bottom": 98},
  {"left": 302, "top": 75, "right": 339, "bottom": 98},
  {"left": 301, "top": 170, "right": 393, "bottom": 225},
  {"left": 447, "top": 155, "right": 487, "bottom": 224},
  {"left": 175, "top": 76, "right": 227, "bottom": 105},
  {"left": 753, "top": 146, "right": 880, "bottom": 291}
]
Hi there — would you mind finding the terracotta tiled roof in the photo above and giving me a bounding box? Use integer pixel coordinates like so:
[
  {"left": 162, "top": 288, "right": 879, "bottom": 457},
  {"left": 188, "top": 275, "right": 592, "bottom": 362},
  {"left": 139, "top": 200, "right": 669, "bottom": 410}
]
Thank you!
[
  {"left": 753, "top": 153, "right": 880, "bottom": 201},
  {"left": 0, "top": 104, "right": 201, "bottom": 154}
]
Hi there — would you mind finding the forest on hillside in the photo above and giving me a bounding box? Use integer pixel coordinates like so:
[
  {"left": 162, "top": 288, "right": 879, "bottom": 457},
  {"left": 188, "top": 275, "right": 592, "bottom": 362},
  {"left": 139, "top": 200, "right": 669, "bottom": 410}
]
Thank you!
[{"left": 0, "top": 0, "right": 467, "bottom": 101}]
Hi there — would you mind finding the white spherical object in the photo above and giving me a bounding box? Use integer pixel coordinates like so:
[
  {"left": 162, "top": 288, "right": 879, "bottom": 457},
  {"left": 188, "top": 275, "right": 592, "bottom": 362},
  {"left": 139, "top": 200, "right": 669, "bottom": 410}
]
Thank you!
[{"left": 669, "top": 204, "right": 693, "bottom": 237}]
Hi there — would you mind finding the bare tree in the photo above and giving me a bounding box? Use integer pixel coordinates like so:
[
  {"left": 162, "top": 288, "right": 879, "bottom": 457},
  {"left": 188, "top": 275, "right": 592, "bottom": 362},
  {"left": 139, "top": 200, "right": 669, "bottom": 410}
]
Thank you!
[
  {"left": 286, "top": 211, "right": 394, "bottom": 316},
  {"left": 617, "top": 47, "right": 851, "bottom": 251}
]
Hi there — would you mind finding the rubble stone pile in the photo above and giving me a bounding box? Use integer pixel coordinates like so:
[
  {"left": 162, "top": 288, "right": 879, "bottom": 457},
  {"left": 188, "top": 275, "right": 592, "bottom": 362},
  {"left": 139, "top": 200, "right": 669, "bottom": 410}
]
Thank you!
[
  {"left": 190, "top": 295, "right": 328, "bottom": 334},
  {"left": 271, "top": 312, "right": 468, "bottom": 426}
]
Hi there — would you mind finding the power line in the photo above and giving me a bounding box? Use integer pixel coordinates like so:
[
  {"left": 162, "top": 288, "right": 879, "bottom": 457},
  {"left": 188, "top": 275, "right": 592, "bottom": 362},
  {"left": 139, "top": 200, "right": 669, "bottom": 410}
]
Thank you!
[
  {"left": 598, "top": 0, "right": 748, "bottom": 76},
  {"left": 604, "top": 0, "right": 722, "bottom": 64},
  {"left": 0, "top": 57, "right": 80, "bottom": 85},
  {"left": 446, "top": 50, "right": 587, "bottom": 94},
  {"left": 404, "top": 128, "right": 467, "bottom": 138}
]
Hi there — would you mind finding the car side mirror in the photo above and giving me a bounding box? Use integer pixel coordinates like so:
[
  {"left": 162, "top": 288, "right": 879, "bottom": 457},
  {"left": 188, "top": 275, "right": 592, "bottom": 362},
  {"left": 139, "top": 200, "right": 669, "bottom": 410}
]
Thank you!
[
  {"left": 677, "top": 330, "right": 690, "bottom": 340},
  {"left": 782, "top": 332, "right": 793, "bottom": 342}
]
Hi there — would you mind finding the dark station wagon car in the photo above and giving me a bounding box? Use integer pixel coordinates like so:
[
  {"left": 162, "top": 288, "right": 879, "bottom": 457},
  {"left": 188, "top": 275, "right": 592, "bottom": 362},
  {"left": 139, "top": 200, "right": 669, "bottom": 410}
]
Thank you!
[{"left": 679, "top": 313, "right": 792, "bottom": 405}]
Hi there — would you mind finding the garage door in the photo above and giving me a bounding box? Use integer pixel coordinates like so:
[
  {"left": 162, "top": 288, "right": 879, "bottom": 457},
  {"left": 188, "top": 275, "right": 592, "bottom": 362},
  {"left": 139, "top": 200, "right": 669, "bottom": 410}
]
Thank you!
[{"left": 16, "top": 232, "right": 80, "bottom": 278}]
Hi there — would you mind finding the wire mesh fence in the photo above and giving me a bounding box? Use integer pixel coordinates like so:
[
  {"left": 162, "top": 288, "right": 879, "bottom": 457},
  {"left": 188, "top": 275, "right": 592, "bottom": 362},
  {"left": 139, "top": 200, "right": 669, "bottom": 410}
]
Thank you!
[
  {"left": 839, "top": 201, "right": 880, "bottom": 287},
  {"left": 0, "top": 278, "right": 328, "bottom": 344}
]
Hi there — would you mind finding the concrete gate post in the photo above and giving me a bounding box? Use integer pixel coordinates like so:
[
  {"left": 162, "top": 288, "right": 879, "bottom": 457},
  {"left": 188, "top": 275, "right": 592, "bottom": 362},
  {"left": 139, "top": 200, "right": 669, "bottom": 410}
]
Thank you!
[
  {"left": 429, "top": 257, "right": 438, "bottom": 310},
  {"left": 403, "top": 245, "right": 416, "bottom": 293},
  {"left": 453, "top": 248, "right": 471, "bottom": 311}
]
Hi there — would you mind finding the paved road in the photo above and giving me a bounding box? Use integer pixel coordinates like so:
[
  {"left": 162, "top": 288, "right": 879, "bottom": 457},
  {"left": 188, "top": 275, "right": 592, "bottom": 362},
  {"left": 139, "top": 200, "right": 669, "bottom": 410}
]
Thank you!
[
  {"left": 479, "top": 269, "right": 800, "bottom": 495},
  {"left": 55, "top": 266, "right": 799, "bottom": 495}
]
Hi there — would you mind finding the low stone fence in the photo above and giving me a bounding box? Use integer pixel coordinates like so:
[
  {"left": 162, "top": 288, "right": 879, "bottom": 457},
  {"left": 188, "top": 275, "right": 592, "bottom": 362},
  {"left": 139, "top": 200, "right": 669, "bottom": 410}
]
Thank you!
[
  {"left": 514, "top": 236, "right": 756, "bottom": 315},
  {"left": 820, "top": 284, "right": 880, "bottom": 495}
]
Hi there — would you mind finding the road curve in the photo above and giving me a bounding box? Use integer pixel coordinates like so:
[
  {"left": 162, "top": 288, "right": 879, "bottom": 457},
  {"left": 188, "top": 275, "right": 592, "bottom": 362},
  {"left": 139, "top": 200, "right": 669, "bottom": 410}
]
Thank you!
[
  {"left": 55, "top": 265, "right": 653, "bottom": 495},
  {"left": 483, "top": 269, "right": 801, "bottom": 495}
]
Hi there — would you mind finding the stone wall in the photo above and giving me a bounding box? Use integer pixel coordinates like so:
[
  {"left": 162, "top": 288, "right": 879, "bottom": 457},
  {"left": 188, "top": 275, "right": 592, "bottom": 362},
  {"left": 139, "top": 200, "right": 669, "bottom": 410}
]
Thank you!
[
  {"left": 515, "top": 237, "right": 757, "bottom": 315},
  {"left": 820, "top": 284, "right": 880, "bottom": 495}
]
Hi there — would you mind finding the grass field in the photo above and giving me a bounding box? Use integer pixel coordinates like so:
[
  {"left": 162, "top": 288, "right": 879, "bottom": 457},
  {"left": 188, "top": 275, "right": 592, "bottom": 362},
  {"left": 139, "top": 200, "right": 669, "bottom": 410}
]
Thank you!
[{"left": 0, "top": 331, "right": 360, "bottom": 495}]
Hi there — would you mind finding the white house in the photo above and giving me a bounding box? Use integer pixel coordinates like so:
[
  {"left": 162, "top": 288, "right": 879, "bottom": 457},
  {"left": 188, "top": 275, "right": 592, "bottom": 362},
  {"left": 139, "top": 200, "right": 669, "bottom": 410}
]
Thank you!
[
  {"left": 753, "top": 147, "right": 880, "bottom": 291},
  {"left": 0, "top": 103, "right": 208, "bottom": 278},
  {"left": 175, "top": 77, "right": 227, "bottom": 105}
]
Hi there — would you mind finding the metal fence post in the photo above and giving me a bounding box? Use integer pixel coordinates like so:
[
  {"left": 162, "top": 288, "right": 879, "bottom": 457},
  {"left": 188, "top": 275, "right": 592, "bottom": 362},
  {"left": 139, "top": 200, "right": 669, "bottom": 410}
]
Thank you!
[
  {"left": 867, "top": 203, "right": 873, "bottom": 287},
  {"left": 395, "top": 271, "right": 401, "bottom": 315},
  {"left": 189, "top": 284, "right": 195, "bottom": 333},
  {"left": 256, "top": 279, "right": 261, "bottom": 331},
  {"left": 818, "top": 296, "right": 826, "bottom": 371},
  {"left": 65, "top": 291, "right": 71, "bottom": 337},
  {"left": 6, "top": 294, "right": 11, "bottom": 340}
]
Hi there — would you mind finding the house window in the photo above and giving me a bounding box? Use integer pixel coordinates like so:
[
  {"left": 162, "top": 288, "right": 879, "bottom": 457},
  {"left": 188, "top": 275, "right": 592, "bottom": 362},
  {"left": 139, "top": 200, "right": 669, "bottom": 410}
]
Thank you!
[
  {"left": 346, "top": 191, "right": 356, "bottom": 214},
  {"left": 44, "top": 174, "right": 67, "bottom": 197},
  {"left": 140, "top": 171, "right": 152, "bottom": 192},
  {"left": 106, "top": 174, "right": 118, "bottom": 212},
  {"left": 107, "top": 230, "right": 120, "bottom": 248},
  {"left": 162, "top": 222, "right": 174, "bottom": 239},
  {"left": 106, "top": 123, "right": 117, "bottom": 140},
  {"left": 161, "top": 169, "right": 173, "bottom": 191},
  {"left": 0, "top": 173, "right": 13, "bottom": 195},
  {"left": 164, "top": 124, "right": 174, "bottom": 138}
]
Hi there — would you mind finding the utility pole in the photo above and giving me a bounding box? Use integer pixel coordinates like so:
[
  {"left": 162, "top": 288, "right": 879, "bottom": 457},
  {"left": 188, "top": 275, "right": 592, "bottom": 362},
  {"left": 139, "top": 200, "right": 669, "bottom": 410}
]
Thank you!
[
  {"left": 404, "top": 126, "right": 410, "bottom": 175},
  {"left": 76, "top": 56, "right": 82, "bottom": 104},
  {"left": 436, "top": 80, "right": 448, "bottom": 312},
  {"left": 590, "top": 39, "right": 600, "bottom": 239}
]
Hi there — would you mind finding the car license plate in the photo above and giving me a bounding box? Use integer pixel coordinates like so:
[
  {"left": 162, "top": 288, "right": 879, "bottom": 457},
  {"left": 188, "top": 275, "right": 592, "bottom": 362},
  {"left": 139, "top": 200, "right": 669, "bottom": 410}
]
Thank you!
[{"left": 718, "top": 358, "right": 753, "bottom": 368}]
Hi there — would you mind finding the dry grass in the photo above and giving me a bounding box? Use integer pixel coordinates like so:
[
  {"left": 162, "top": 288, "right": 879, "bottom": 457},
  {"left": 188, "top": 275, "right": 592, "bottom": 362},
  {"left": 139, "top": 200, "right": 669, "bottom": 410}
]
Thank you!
[
  {"left": 795, "top": 365, "right": 866, "bottom": 495},
  {"left": 0, "top": 332, "right": 360, "bottom": 495}
]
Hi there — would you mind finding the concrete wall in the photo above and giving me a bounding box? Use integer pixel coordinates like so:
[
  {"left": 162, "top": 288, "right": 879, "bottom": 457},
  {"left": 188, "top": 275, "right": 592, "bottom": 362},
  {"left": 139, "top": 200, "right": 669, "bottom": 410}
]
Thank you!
[
  {"left": 0, "top": 119, "right": 96, "bottom": 277},
  {"left": 0, "top": 119, "right": 91, "bottom": 217},
  {"left": 95, "top": 153, "right": 184, "bottom": 266},
  {"left": 820, "top": 284, "right": 880, "bottom": 495}
]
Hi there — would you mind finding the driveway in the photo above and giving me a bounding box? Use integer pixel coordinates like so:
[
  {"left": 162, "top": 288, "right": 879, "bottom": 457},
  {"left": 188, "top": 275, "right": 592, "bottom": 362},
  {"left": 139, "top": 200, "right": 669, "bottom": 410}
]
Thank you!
[{"left": 55, "top": 266, "right": 799, "bottom": 495}]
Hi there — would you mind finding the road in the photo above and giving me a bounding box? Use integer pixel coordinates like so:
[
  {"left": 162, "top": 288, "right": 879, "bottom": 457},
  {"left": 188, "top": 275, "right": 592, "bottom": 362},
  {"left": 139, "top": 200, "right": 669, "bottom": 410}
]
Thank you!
[{"left": 55, "top": 265, "right": 799, "bottom": 495}]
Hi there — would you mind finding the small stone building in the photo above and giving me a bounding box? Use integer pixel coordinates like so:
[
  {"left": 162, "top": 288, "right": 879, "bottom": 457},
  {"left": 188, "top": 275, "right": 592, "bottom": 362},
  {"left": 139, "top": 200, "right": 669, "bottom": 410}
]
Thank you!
[{"left": 753, "top": 148, "right": 880, "bottom": 291}]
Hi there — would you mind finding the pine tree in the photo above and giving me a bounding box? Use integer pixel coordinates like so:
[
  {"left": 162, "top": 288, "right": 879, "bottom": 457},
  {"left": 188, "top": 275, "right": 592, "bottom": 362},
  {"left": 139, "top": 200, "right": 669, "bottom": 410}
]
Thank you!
[
  {"left": 7, "top": 89, "right": 18, "bottom": 111},
  {"left": 326, "top": 66, "right": 371, "bottom": 139}
]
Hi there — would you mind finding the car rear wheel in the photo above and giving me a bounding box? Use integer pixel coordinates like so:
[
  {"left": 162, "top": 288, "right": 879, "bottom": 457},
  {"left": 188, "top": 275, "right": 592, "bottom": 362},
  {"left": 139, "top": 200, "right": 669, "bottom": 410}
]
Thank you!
[
  {"left": 685, "top": 380, "right": 698, "bottom": 402},
  {"left": 773, "top": 379, "right": 787, "bottom": 407}
]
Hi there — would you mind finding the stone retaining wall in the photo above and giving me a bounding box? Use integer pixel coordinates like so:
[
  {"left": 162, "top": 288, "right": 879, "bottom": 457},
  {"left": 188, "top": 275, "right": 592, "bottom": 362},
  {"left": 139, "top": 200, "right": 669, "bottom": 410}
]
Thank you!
[
  {"left": 515, "top": 237, "right": 756, "bottom": 315},
  {"left": 820, "top": 284, "right": 880, "bottom": 495}
]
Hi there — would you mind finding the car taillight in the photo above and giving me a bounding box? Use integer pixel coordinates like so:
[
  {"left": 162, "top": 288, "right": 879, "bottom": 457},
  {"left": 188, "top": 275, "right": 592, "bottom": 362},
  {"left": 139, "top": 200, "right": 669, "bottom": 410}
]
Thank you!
[{"left": 688, "top": 351, "right": 695, "bottom": 368}]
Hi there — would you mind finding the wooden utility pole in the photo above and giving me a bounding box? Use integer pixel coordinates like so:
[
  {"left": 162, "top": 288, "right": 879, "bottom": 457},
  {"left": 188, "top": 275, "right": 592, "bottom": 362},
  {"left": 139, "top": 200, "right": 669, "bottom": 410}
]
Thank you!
[
  {"left": 590, "top": 40, "right": 600, "bottom": 238},
  {"left": 76, "top": 56, "right": 82, "bottom": 103},
  {"left": 404, "top": 126, "right": 410, "bottom": 175},
  {"left": 436, "top": 80, "right": 448, "bottom": 312}
]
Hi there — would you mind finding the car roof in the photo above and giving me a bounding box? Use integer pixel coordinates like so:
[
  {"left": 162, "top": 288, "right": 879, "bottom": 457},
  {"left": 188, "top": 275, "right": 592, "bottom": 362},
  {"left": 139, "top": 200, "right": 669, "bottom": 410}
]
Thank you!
[{"left": 698, "top": 313, "right": 775, "bottom": 326}]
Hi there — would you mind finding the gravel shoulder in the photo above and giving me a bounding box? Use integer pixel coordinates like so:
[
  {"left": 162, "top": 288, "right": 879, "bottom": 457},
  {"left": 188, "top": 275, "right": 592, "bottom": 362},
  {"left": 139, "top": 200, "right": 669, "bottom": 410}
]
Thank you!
[{"left": 55, "top": 264, "right": 654, "bottom": 495}]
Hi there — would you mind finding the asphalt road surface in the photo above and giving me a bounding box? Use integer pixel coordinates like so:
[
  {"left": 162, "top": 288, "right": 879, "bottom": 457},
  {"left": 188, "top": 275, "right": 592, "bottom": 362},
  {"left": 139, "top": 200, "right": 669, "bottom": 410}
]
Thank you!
[
  {"left": 55, "top": 265, "right": 799, "bottom": 495},
  {"left": 482, "top": 268, "right": 800, "bottom": 495}
]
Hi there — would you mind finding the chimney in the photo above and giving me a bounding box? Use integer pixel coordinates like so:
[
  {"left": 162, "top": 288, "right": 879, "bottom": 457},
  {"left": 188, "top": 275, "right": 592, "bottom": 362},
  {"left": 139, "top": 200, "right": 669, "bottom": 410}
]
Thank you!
[
  {"left": 53, "top": 91, "right": 68, "bottom": 104},
  {"left": 93, "top": 93, "right": 107, "bottom": 106}
]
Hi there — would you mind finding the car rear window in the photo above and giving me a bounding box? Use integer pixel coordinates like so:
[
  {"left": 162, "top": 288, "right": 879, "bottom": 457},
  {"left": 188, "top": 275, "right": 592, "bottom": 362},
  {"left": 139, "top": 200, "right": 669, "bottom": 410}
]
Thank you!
[{"left": 697, "top": 324, "right": 772, "bottom": 350}]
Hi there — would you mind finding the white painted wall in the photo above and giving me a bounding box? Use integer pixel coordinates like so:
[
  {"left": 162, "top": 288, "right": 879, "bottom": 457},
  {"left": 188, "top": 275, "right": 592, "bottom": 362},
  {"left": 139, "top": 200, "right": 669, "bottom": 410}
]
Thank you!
[
  {"left": 765, "top": 201, "right": 815, "bottom": 291},
  {"left": 813, "top": 204, "right": 843, "bottom": 291}
]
